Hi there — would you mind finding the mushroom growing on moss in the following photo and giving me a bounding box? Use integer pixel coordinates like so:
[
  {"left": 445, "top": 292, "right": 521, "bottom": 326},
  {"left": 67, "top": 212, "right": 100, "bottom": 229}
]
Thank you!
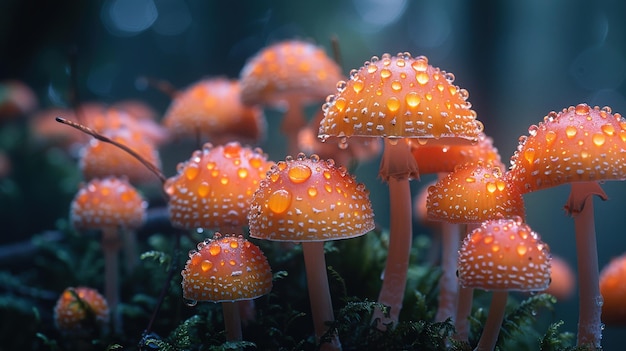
[
  {"left": 508, "top": 103, "right": 626, "bottom": 348},
  {"left": 181, "top": 233, "right": 273, "bottom": 341},
  {"left": 319, "top": 53, "right": 483, "bottom": 328},
  {"left": 54, "top": 286, "right": 110, "bottom": 337},
  {"left": 248, "top": 153, "right": 375, "bottom": 350}
]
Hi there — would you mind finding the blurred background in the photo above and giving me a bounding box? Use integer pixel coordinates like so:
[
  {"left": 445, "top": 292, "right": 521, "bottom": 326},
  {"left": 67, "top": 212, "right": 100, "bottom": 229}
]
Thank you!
[{"left": 1, "top": 0, "right": 625, "bottom": 348}]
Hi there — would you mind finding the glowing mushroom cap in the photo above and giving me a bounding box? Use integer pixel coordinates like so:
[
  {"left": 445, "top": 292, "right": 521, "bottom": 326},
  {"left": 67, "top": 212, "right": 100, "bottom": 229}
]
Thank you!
[
  {"left": 544, "top": 254, "right": 576, "bottom": 301},
  {"left": 411, "top": 132, "right": 504, "bottom": 174},
  {"left": 600, "top": 253, "right": 626, "bottom": 325},
  {"left": 162, "top": 78, "right": 266, "bottom": 145},
  {"left": 427, "top": 162, "right": 526, "bottom": 223},
  {"left": 181, "top": 233, "right": 273, "bottom": 302},
  {"left": 248, "top": 153, "right": 375, "bottom": 242},
  {"left": 164, "top": 142, "right": 274, "bottom": 230},
  {"left": 319, "top": 53, "right": 483, "bottom": 142},
  {"left": 53, "top": 286, "right": 110, "bottom": 335},
  {"left": 457, "top": 216, "right": 551, "bottom": 291},
  {"left": 508, "top": 103, "right": 626, "bottom": 193},
  {"left": 239, "top": 40, "right": 343, "bottom": 108},
  {"left": 79, "top": 127, "right": 162, "bottom": 184},
  {"left": 70, "top": 177, "right": 147, "bottom": 231}
]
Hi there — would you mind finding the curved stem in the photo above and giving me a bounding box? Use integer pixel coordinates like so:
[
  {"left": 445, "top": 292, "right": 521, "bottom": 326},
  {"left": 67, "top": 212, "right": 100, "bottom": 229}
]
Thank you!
[
  {"left": 435, "top": 221, "right": 461, "bottom": 323},
  {"left": 567, "top": 181, "right": 605, "bottom": 348},
  {"left": 475, "top": 291, "right": 508, "bottom": 351},
  {"left": 302, "top": 241, "right": 341, "bottom": 351},
  {"left": 455, "top": 223, "right": 479, "bottom": 342}
]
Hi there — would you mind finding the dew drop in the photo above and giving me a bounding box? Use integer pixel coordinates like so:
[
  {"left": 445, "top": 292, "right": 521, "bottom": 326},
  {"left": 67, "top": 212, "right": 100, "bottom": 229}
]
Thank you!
[
  {"left": 545, "top": 131, "right": 557, "bottom": 146},
  {"left": 308, "top": 186, "right": 318, "bottom": 197},
  {"left": 197, "top": 181, "right": 210, "bottom": 197},
  {"left": 230, "top": 240, "right": 239, "bottom": 249},
  {"left": 405, "top": 92, "right": 421, "bottom": 108},
  {"left": 185, "top": 164, "right": 200, "bottom": 181},
  {"left": 528, "top": 124, "right": 539, "bottom": 137},
  {"left": 486, "top": 182, "right": 497, "bottom": 193},
  {"left": 380, "top": 68, "right": 392, "bottom": 79},
  {"left": 353, "top": 80, "right": 364, "bottom": 93},
  {"left": 367, "top": 64, "right": 378, "bottom": 74},
  {"left": 601, "top": 124, "right": 615, "bottom": 136},
  {"left": 391, "top": 80, "right": 402, "bottom": 91},
  {"left": 416, "top": 72, "right": 429, "bottom": 85},
  {"left": 223, "top": 143, "right": 241, "bottom": 158},
  {"left": 335, "top": 98, "right": 346, "bottom": 112},
  {"left": 201, "top": 260, "right": 213, "bottom": 272},
  {"left": 268, "top": 189, "right": 292, "bottom": 214},
  {"left": 516, "top": 245, "right": 527, "bottom": 256},
  {"left": 465, "top": 176, "right": 476, "bottom": 183},
  {"left": 288, "top": 164, "right": 312, "bottom": 183},
  {"left": 565, "top": 126, "right": 577, "bottom": 138},
  {"left": 336, "top": 81, "right": 347, "bottom": 92},
  {"left": 411, "top": 57, "right": 428, "bottom": 72},
  {"left": 386, "top": 97, "right": 401, "bottom": 112},
  {"left": 237, "top": 168, "right": 249, "bottom": 179},
  {"left": 595, "top": 295, "right": 604, "bottom": 307},
  {"left": 184, "top": 299, "right": 198, "bottom": 307},
  {"left": 575, "top": 103, "right": 590, "bottom": 116},
  {"left": 592, "top": 133, "right": 606, "bottom": 146},
  {"left": 524, "top": 148, "right": 535, "bottom": 164},
  {"left": 209, "top": 244, "right": 221, "bottom": 256}
]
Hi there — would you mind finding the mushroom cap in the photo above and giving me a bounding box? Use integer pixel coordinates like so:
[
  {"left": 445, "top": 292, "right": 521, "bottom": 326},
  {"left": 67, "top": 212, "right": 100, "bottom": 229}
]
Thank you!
[
  {"left": 414, "top": 179, "right": 441, "bottom": 229},
  {"left": 53, "top": 286, "right": 110, "bottom": 335},
  {"left": 600, "top": 253, "right": 626, "bottom": 325},
  {"left": 457, "top": 216, "right": 551, "bottom": 291},
  {"left": 79, "top": 126, "right": 163, "bottom": 184},
  {"left": 0, "top": 80, "right": 38, "bottom": 119},
  {"left": 239, "top": 40, "right": 343, "bottom": 108},
  {"left": 162, "top": 77, "right": 266, "bottom": 145},
  {"left": 70, "top": 176, "right": 147, "bottom": 231},
  {"left": 248, "top": 153, "right": 375, "bottom": 242},
  {"left": 319, "top": 53, "right": 483, "bottom": 142},
  {"left": 411, "top": 132, "right": 504, "bottom": 175},
  {"left": 508, "top": 103, "right": 626, "bottom": 193},
  {"left": 181, "top": 233, "right": 273, "bottom": 302},
  {"left": 164, "top": 141, "right": 274, "bottom": 230},
  {"left": 427, "top": 162, "right": 526, "bottom": 223}
]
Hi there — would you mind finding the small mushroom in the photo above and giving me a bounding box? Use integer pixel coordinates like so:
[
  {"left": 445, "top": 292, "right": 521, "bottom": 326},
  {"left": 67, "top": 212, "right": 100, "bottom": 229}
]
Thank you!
[
  {"left": 54, "top": 286, "right": 110, "bottom": 337},
  {"left": 457, "top": 216, "right": 551, "bottom": 351},
  {"left": 248, "top": 153, "right": 375, "bottom": 350},
  {"left": 599, "top": 253, "right": 626, "bottom": 325},
  {"left": 181, "top": 233, "right": 272, "bottom": 341}
]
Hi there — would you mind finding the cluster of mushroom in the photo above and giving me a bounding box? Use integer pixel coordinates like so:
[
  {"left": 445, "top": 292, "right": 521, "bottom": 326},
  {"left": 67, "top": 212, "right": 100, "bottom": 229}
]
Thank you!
[{"left": 37, "top": 37, "right": 626, "bottom": 350}]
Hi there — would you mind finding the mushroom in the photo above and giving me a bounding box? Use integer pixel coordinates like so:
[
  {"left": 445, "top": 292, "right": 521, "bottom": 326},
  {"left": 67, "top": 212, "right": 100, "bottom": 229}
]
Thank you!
[
  {"left": 507, "top": 103, "right": 626, "bottom": 348},
  {"left": 164, "top": 141, "right": 275, "bottom": 234},
  {"left": 599, "top": 253, "right": 626, "bottom": 325},
  {"left": 0, "top": 79, "right": 37, "bottom": 121},
  {"left": 239, "top": 39, "right": 343, "bottom": 156},
  {"left": 248, "top": 153, "right": 375, "bottom": 350},
  {"left": 457, "top": 216, "right": 551, "bottom": 351},
  {"left": 426, "top": 161, "right": 525, "bottom": 340},
  {"left": 181, "top": 233, "right": 273, "bottom": 341},
  {"left": 544, "top": 254, "right": 576, "bottom": 301},
  {"left": 54, "top": 286, "right": 110, "bottom": 337},
  {"left": 162, "top": 77, "right": 266, "bottom": 146},
  {"left": 70, "top": 176, "right": 148, "bottom": 334},
  {"left": 319, "top": 53, "right": 483, "bottom": 328}
]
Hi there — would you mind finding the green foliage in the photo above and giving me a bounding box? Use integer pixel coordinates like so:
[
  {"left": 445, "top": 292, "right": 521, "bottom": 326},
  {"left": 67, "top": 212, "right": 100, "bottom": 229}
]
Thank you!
[{"left": 539, "top": 320, "right": 576, "bottom": 351}]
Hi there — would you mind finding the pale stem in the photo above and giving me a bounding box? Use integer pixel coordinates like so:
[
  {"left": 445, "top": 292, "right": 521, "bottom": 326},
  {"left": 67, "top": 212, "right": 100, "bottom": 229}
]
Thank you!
[
  {"left": 281, "top": 97, "right": 308, "bottom": 157},
  {"left": 101, "top": 226, "right": 122, "bottom": 334},
  {"left": 454, "top": 223, "right": 479, "bottom": 342},
  {"left": 222, "top": 301, "right": 242, "bottom": 341},
  {"left": 121, "top": 228, "right": 138, "bottom": 273},
  {"left": 568, "top": 181, "right": 605, "bottom": 348},
  {"left": 302, "top": 241, "right": 342, "bottom": 351},
  {"left": 475, "top": 291, "right": 508, "bottom": 351},
  {"left": 435, "top": 221, "right": 461, "bottom": 323},
  {"left": 373, "top": 139, "right": 416, "bottom": 330}
]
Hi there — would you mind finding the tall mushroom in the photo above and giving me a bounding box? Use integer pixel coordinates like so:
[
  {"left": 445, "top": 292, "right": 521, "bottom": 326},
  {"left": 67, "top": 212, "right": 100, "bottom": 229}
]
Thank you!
[
  {"left": 70, "top": 176, "right": 147, "bottom": 334},
  {"left": 319, "top": 53, "right": 483, "bottom": 328},
  {"left": 239, "top": 39, "right": 343, "bottom": 156},
  {"left": 457, "top": 216, "right": 551, "bottom": 351},
  {"left": 248, "top": 153, "right": 375, "bottom": 350},
  {"left": 507, "top": 103, "right": 626, "bottom": 348}
]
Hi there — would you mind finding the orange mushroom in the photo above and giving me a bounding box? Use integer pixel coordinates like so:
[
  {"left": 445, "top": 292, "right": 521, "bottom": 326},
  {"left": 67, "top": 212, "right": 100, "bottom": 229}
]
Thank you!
[
  {"left": 544, "top": 254, "right": 576, "bottom": 301},
  {"left": 248, "top": 153, "right": 375, "bottom": 349},
  {"left": 164, "top": 141, "right": 274, "bottom": 233},
  {"left": 457, "top": 216, "right": 551, "bottom": 351},
  {"left": 54, "top": 286, "right": 110, "bottom": 337},
  {"left": 162, "top": 77, "right": 266, "bottom": 146},
  {"left": 599, "top": 253, "right": 626, "bottom": 325},
  {"left": 240, "top": 39, "right": 343, "bottom": 155},
  {"left": 181, "top": 233, "right": 272, "bottom": 341},
  {"left": 508, "top": 103, "right": 626, "bottom": 348},
  {"left": 0, "top": 80, "right": 37, "bottom": 121},
  {"left": 70, "top": 176, "right": 148, "bottom": 334},
  {"left": 319, "top": 53, "right": 483, "bottom": 328}
]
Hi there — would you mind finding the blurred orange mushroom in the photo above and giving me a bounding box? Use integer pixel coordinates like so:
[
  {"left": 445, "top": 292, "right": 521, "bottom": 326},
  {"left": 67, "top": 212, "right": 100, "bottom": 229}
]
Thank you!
[
  {"left": 240, "top": 39, "right": 343, "bottom": 155},
  {"left": 162, "top": 77, "right": 266, "bottom": 146},
  {"left": 319, "top": 53, "right": 483, "bottom": 328},
  {"left": 54, "top": 286, "right": 110, "bottom": 337},
  {"left": 248, "top": 153, "right": 375, "bottom": 350},
  {"left": 544, "top": 254, "right": 576, "bottom": 302},
  {"left": 599, "top": 253, "right": 626, "bottom": 325},
  {"left": 508, "top": 103, "right": 626, "bottom": 348}
]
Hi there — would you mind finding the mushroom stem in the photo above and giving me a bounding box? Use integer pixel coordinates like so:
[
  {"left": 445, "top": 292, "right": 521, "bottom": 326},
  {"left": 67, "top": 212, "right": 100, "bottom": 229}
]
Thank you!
[
  {"left": 373, "top": 139, "right": 417, "bottom": 329},
  {"left": 435, "top": 221, "right": 461, "bottom": 323},
  {"left": 281, "top": 99, "right": 308, "bottom": 157},
  {"left": 475, "top": 290, "right": 508, "bottom": 351},
  {"left": 567, "top": 181, "right": 606, "bottom": 348},
  {"left": 101, "top": 227, "right": 122, "bottom": 335},
  {"left": 222, "top": 301, "right": 243, "bottom": 341},
  {"left": 454, "top": 223, "right": 480, "bottom": 342},
  {"left": 302, "top": 241, "right": 342, "bottom": 351},
  {"left": 121, "top": 228, "right": 138, "bottom": 273}
]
